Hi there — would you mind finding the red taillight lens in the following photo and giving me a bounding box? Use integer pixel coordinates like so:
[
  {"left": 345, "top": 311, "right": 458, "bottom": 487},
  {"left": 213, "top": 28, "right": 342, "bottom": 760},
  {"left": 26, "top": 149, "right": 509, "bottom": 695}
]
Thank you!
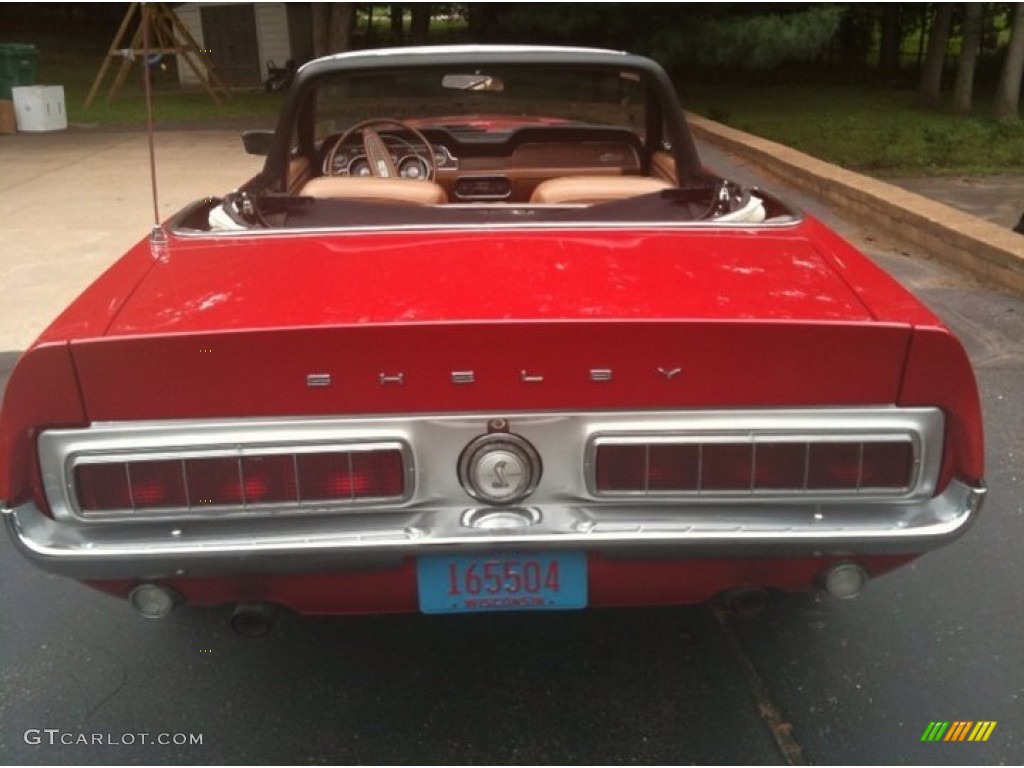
[
  {"left": 754, "top": 443, "right": 807, "bottom": 489},
  {"left": 807, "top": 443, "right": 861, "bottom": 489},
  {"left": 242, "top": 455, "right": 298, "bottom": 503},
  {"left": 73, "top": 447, "right": 405, "bottom": 515},
  {"left": 76, "top": 463, "right": 131, "bottom": 511},
  {"left": 861, "top": 442, "right": 914, "bottom": 488},
  {"left": 648, "top": 444, "right": 699, "bottom": 491},
  {"left": 701, "top": 444, "right": 753, "bottom": 490},
  {"left": 595, "top": 444, "right": 646, "bottom": 492},
  {"left": 297, "top": 449, "right": 407, "bottom": 501},
  {"left": 185, "top": 457, "right": 244, "bottom": 506},
  {"left": 127, "top": 460, "right": 188, "bottom": 508},
  {"left": 297, "top": 452, "right": 354, "bottom": 500},
  {"left": 594, "top": 438, "right": 915, "bottom": 495},
  {"left": 351, "top": 449, "right": 405, "bottom": 498}
]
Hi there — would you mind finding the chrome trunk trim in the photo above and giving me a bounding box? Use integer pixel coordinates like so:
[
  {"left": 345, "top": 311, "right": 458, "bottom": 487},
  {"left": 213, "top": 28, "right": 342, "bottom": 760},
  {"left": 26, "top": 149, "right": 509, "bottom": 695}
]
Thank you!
[{"left": 170, "top": 220, "right": 804, "bottom": 240}]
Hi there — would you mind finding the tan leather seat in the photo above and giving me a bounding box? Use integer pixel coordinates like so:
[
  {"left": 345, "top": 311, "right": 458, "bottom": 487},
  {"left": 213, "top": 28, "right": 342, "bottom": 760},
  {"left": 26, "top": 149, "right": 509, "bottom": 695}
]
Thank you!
[
  {"left": 300, "top": 177, "right": 448, "bottom": 205},
  {"left": 529, "top": 176, "right": 672, "bottom": 205}
]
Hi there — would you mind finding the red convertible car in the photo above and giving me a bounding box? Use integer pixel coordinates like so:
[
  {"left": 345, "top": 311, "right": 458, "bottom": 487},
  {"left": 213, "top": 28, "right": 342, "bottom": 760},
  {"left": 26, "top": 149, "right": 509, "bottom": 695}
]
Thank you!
[{"left": 0, "top": 46, "right": 984, "bottom": 632}]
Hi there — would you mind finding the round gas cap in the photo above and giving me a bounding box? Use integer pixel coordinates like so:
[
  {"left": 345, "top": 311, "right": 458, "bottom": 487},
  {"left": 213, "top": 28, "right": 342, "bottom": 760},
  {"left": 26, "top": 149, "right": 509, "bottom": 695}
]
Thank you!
[{"left": 458, "top": 433, "right": 542, "bottom": 506}]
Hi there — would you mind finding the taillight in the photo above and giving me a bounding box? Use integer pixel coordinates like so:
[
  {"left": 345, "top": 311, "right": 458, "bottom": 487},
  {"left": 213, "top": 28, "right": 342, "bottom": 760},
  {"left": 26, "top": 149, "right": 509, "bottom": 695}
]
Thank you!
[
  {"left": 351, "top": 449, "right": 405, "bottom": 497},
  {"left": 186, "top": 457, "right": 244, "bottom": 506},
  {"left": 752, "top": 442, "right": 805, "bottom": 489},
  {"left": 648, "top": 444, "right": 699, "bottom": 491},
  {"left": 860, "top": 442, "right": 914, "bottom": 488},
  {"left": 593, "top": 438, "right": 915, "bottom": 495},
  {"left": 242, "top": 455, "right": 297, "bottom": 504},
  {"left": 701, "top": 444, "right": 753, "bottom": 491},
  {"left": 128, "top": 460, "right": 189, "bottom": 508},
  {"left": 73, "top": 446, "right": 407, "bottom": 515},
  {"left": 75, "top": 464, "right": 131, "bottom": 511},
  {"left": 297, "top": 453, "right": 353, "bottom": 500},
  {"left": 595, "top": 444, "right": 645, "bottom": 492},
  {"left": 807, "top": 443, "right": 860, "bottom": 489}
]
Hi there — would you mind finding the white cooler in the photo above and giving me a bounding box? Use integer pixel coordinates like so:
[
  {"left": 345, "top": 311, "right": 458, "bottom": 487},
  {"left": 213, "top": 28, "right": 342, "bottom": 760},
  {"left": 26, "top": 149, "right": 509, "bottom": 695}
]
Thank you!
[{"left": 12, "top": 85, "right": 67, "bottom": 132}]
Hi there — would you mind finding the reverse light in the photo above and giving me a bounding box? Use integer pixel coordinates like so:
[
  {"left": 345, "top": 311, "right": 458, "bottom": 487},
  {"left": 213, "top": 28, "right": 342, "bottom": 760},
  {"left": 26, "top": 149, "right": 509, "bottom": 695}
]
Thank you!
[
  {"left": 821, "top": 563, "right": 868, "bottom": 599},
  {"left": 129, "top": 583, "right": 178, "bottom": 618}
]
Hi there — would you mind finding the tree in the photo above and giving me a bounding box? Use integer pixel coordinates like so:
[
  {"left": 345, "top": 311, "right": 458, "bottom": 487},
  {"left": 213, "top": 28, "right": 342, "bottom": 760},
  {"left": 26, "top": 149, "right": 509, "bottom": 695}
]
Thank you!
[
  {"left": 312, "top": 3, "right": 355, "bottom": 57},
  {"left": 390, "top": 4, "right": 405, "bottom": 45},
  {"left": 952, "top": 2, "right": 984, "bottom": 113},
  {"left": 466, "top": 3, "right": 496, "bottom": 41},
  {"left": 919, "top": 3, "right": 954, "bottom": 107},
  {"left": 410, "top": 4, "right": 431, "bottom": 45},
  {"left": 328, "top": 3, "right": 356, "bottom": 53},
  {"left": 878, "top": 4, "right": 903, "bottom": 74},
  {"left": 995, "top": 2, "right": 1024, "bottom": 118},
  {"left": 312, "top": 3, "right": 330, "bottom": 58}
]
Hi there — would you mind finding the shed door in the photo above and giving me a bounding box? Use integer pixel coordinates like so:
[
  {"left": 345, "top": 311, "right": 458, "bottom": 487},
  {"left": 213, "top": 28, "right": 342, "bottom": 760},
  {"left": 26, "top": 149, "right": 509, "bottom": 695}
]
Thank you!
[{"left": 200, "top": 5, "right": 260, "bottom": 86}]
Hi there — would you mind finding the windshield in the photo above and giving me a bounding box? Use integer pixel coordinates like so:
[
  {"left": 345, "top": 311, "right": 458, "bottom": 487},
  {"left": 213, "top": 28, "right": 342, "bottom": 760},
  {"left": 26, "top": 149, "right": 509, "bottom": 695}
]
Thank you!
[{"left": 311, "top": 66, "right": 648, "bottom": 141}]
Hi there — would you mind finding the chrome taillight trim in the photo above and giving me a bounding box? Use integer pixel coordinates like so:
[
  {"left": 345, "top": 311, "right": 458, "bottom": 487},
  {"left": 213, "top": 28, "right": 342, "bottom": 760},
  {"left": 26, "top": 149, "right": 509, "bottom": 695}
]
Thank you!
[
  {"left": 586, "top": 432, "right": 923, "bottom": 498},
  {"left": 55, "top": 440, "right": 414, "bottom": 522},
  {"left": 582, "top": 408, "right": 943, "bottom": 502},
  {"left": 39, "top": 408, "right": 944, "bottom": 525}
]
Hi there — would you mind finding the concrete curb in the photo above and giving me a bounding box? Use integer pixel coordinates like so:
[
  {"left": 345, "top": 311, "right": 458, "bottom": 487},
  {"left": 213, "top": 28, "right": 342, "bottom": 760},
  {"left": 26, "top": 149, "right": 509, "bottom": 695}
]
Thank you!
[{"left": 687, "top": 113, "right": 1024, "bottom": 295}]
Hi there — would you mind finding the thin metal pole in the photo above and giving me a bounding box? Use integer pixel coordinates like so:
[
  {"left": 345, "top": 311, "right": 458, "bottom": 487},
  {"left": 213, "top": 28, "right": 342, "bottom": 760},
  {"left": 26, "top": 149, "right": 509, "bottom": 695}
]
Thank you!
[{"left": 141, "top": 2, "right": 161, "bottom": 227}]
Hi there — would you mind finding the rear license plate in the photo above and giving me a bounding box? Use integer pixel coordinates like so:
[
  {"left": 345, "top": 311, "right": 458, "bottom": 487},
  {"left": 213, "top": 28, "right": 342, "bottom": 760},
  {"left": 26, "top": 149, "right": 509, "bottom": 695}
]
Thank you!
[{"left": 417, "top": 551, "right": 587, "bottom": 614}]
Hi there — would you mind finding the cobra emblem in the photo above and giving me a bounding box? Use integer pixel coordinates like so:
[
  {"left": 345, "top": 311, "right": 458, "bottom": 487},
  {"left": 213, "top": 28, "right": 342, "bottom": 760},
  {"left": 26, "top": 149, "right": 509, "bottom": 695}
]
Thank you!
[{"left": 491, "top": 460, "right": 510, "bottom": 489}]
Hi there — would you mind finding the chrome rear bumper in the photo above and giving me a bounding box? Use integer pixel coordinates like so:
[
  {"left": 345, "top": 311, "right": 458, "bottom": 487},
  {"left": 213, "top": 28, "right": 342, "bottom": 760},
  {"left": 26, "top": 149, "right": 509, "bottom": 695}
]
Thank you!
[{"left": 3, "top": 479, "right": 985, "bottom": 580}]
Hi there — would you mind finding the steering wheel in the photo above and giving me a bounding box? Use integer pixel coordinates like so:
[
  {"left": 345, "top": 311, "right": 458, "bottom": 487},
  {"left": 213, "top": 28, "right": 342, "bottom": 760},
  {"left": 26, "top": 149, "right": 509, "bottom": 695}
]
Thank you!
[{"left": 327, "top": 118, "right": 437, "bottom": 181}]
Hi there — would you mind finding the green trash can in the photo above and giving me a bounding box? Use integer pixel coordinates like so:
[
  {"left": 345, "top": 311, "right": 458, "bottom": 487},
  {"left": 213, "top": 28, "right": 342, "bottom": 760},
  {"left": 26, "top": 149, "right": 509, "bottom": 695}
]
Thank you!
[{"left": 0, "top": 43, "right": 39, "bottom": 100}]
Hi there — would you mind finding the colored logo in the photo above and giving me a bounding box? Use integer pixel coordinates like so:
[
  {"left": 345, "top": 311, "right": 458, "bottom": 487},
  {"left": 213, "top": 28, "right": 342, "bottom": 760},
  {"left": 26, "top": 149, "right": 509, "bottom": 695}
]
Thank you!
[{"left": 921, "top": 721, "right": 997, "bottom": 742}]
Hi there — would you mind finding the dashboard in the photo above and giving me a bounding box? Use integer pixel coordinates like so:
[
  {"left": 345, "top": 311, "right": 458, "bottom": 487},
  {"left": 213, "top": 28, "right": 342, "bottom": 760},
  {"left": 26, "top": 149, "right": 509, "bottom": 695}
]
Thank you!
[
  {"left": 317, "top": 125, "right": 645, "bottom": 202},
  {"left": 322, "top": 134, "right": 457, "bottom": 179}
]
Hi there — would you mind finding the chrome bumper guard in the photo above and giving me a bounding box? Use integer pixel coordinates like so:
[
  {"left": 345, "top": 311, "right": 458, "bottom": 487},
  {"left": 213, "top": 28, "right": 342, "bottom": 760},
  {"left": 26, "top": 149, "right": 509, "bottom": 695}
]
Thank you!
[{"left": 3, "top": 480, "right": 985, "bottom": 580}]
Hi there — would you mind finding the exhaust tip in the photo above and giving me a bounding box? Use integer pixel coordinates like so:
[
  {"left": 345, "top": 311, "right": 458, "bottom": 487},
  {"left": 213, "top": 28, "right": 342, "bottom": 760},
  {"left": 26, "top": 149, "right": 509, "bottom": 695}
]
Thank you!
[
  {"left": 821, "top": 563, "right": 868, "bottom": 599},
  {"left": 230, "top": 602, "right": 278, "bottom": 637},
  {"left": 719, "top": 587, "right": 770, "bottom": 618},
  {"left": 129, "top": 583, "right": 178, "bottom": 619}
]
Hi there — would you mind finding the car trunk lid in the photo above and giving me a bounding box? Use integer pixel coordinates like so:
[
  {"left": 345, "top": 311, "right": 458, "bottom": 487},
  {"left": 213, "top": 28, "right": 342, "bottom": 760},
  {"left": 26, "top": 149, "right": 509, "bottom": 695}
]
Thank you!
[
  {"left": 69, "top": 228, "right": 913, "bottom": 421},
  {"left": 105, "top": 228, "right": 877, "bottom": 333}
]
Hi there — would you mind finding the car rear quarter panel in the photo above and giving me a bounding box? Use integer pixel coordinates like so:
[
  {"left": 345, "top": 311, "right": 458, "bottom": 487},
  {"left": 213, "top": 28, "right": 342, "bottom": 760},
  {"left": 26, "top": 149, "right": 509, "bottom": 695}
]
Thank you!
[
  {"left": 35, "top": 237, "right": 158, "bottom": 344},
  {"left": 0, "top": 344, "right": 86, "bottom": 507},
  {"left": 803, "top": 215, "right": 983, "bottom": 486}
]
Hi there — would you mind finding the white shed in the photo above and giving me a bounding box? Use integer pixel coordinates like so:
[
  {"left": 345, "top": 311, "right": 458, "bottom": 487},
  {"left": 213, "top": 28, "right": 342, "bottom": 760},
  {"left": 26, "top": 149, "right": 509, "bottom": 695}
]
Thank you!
[{"left": 173, "top": 2, "right": 312, "bottom": 87}]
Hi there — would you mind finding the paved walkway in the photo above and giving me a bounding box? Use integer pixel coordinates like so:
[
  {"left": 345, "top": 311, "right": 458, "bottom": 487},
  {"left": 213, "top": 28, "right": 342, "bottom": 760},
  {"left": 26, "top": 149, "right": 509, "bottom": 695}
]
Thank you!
[
  {"left": 0, "top": 130, "right": 263, "bottom": 349},
  {"left": 885, "top": 174, "right": 1022, "bottom": 230}
]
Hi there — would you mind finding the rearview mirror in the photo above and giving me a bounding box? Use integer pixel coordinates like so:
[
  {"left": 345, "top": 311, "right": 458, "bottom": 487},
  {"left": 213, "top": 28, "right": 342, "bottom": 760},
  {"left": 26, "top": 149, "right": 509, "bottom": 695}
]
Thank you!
[
  {"left": 441, "top": 73, "right": 504, "bottom": 92},
  {"left": 242, "top": 130, "right": 275, "bottom": 156}
]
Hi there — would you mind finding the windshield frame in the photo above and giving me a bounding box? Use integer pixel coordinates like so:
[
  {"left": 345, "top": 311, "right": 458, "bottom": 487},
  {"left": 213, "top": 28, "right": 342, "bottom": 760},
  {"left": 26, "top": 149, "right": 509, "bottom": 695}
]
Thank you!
[
  {"left": 265, "top": 47, "right": 700, "bottom": 191},
  {"left": 306, "top": 65, "right": 653, "bottom": 144}
]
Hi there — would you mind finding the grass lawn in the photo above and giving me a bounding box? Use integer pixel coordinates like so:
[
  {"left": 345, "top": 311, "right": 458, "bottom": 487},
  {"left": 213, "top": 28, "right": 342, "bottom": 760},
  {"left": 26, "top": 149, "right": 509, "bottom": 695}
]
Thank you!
[
  {"left": 683, "top": 82, "right": 1024, "bottom": 176},
  {"left": 13, "top": 34, "right": 1024, "bottom": 176},
  {"left": 34, "top": 44, "right": 282, "bottom": 129}
]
